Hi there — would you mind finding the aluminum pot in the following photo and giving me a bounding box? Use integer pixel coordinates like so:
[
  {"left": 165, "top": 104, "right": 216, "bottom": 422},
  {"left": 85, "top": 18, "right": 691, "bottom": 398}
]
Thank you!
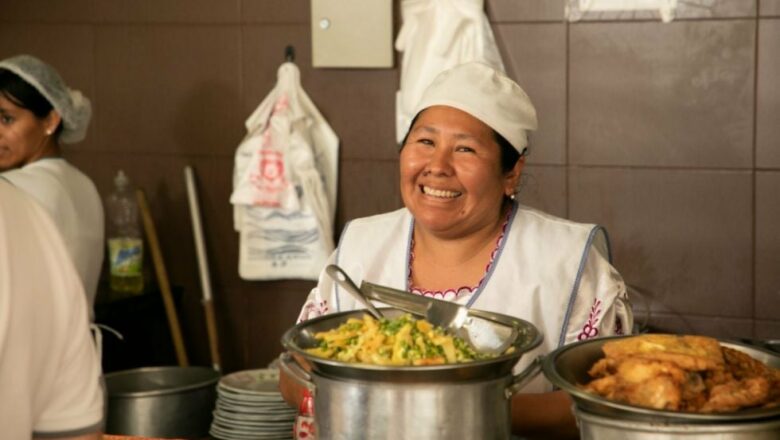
[
  {"left": 542, "top": 335, "right": 780, "bottom": 439},
  {"left": 574, "top": 408, "right": 780, "bottom": 440},
  {"left": 104, "top": 366, "right": 220, "bottom": 438},
  {"left": 281, "top": 308, "right": 543, "bottom": 440}
]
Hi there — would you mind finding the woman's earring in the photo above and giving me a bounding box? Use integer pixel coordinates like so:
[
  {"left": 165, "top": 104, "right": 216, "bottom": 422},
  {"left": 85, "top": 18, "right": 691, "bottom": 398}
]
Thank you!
[
  {"left": 508, "top": 192, "right": 516, "bottom": 201},
  {"left": 45, "top": 129, "right": 53, "bottom": 136}
]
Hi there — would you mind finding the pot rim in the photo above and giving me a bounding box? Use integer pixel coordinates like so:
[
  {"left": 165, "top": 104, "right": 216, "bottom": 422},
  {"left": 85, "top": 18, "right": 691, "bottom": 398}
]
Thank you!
[
  {"left": 105, "top": 366, "right": 220, "bottom": 398},
  {"left": 281, "top": 307, "right": 542, "bottom": 379},
  {"left": 542, "top": 335, "right": 780, "bottom": 423}
]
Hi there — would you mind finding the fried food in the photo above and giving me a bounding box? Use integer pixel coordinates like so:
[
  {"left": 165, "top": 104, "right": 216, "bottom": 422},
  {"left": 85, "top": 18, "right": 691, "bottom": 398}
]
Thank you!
[
  {"left": 601, "top": 334, "right": 724, "bottom": 371},
  {"left": 582, "top": 334, "right": 780, "bottom": 413}
]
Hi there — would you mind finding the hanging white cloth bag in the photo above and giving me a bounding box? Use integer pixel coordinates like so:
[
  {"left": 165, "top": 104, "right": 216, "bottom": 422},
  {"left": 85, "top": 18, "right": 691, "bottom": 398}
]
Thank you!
[
  {"left": 395, "top": 0, "right": 505, "bottom": 142},
  {"left": 231, "top": 62, "right": 338, "bottom": 280}
]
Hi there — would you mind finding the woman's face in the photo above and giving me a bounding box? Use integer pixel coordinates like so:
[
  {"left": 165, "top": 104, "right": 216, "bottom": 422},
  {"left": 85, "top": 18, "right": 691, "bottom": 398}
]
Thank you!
[
  {"left": 0, "top": 94, "right": 56, "bottom": 171},
  {"left": 400, "top": 105, "right": 523, "bottom": 238}
]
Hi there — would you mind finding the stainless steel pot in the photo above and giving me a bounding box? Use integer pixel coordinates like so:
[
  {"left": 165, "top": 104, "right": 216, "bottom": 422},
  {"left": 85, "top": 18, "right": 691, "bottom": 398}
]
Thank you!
[
  {"left": 574, "top": 408, "right": 780, "bottom": 440},
  {"left": 104, "top": 366, "right": 220, "bottom": 438},
  {"left": 281, "top": 308, "right": 543, "bottom": 440},
  {"left": 542, "top": 336, "right": 780, "bottom": 439}
]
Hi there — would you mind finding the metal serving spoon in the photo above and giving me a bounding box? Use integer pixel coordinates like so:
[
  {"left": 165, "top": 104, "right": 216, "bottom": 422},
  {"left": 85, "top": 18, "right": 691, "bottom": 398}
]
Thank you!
[
  {"left": 360, "top": 281, "right": 518, "bottom": 357},
  {"left": 325, "top": 265, "right": 384, "bottom": 320}
]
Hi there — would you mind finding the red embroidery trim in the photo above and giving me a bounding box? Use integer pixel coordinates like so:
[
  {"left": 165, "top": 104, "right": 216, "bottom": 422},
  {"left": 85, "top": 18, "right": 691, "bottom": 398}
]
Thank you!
[
  {"left": 298, "top": 299, "right": 329, "bottom": 323},
  {"left": 577, "top": 299, "right": 602, "bottom": 341},
  {"left": 408, "top": 210, "right": 511, "bottom": 299}
]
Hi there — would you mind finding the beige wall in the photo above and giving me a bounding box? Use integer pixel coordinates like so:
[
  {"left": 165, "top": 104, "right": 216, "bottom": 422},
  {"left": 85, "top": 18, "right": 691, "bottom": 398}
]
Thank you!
[{"left": 1, "top": 0, "right": 778, "bottom": 371}]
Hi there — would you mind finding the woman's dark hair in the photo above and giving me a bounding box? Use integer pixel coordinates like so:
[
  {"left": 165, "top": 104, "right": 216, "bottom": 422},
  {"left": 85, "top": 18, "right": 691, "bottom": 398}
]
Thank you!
[
  {"left": 0, "top": 68, "right": 54, "bottom": 118},
  {"left": 400, "top": 111, "right": 527, "bottom": 173}
]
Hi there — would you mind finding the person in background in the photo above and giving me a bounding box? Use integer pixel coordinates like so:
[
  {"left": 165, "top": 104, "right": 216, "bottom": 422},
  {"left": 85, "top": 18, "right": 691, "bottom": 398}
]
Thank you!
[
  {"left": 0, "top": 54, "right": 103, "bottom": 320},
  {"left": 280, "top": 62, "right": 632, "bottom": 439},
  {"left": 0, "top": 180, "right": 104, "bottom": 439}
]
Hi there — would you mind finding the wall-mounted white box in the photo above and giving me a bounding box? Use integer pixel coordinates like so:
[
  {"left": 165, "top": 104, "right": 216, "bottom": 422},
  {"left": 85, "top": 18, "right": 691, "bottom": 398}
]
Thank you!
[{"left": 311, "top": 0, "right": 393, "bottom": 68}]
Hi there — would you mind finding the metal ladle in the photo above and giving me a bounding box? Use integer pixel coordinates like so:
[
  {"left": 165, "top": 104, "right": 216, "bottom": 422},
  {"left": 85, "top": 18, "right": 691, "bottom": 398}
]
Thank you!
[
  {"left": 325, "top": 265, "right": 384, "bottom": 320},
  {"left": 325, "top": 265, "right": 514, "bottom": 356}
]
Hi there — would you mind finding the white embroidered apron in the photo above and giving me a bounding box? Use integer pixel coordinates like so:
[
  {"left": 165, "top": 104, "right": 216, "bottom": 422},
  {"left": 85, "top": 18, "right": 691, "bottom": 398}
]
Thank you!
[{"left": 305, "top": 203, "right": 631, "bottom": 392}]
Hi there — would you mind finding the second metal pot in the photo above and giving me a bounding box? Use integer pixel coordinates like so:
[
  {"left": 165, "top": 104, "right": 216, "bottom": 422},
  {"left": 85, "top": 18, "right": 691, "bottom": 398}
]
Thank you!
[
  {"left": 574, "top": 408, "right": 780, "bottom": 440},
  {"left": 542, "top": 336, "right": 780, "bottom": 439},
  {"left": 104, "top": 366, "right": 220, "bottom": 438}
]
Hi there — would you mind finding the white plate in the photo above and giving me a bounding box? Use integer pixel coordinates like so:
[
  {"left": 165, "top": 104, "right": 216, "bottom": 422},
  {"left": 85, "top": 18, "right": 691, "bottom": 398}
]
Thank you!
[
  {"left": 210, "top": 422, "right": 293, "bottom": 439},
  {"left": 217, "top": 398, "right": 296, "bottom": 413},
  {"left": 217, "top": 391, "right": 287, "bottom": 405},
  {"left": 210, "top": 428, "right": 291, "bottom": 440},
  {"left": 218, "top": 384, "right": 286, "bottom": 399},
  {"left": 219, "top": 368, "right": 281, "bottom": 395},
  {"left": 216, "top": 406, "right": 296, "bottom": 422},
  {"left": 217, "top": 394, "right": 289, "bottom": 409},
  {"left": 214, "top": 413, "right": 295, "bottom": 430}
]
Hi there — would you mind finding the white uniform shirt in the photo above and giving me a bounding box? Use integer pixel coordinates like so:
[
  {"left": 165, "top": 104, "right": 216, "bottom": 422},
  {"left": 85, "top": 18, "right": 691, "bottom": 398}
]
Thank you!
[
  {"left": 298, "top": 204, "right": 632, "bottom": 392},
  {"left": 0, "top": 180, "right": 104, "bottom": 437},
  {"left": 2, "top": 158, "right": 104, "bottom": 319}
]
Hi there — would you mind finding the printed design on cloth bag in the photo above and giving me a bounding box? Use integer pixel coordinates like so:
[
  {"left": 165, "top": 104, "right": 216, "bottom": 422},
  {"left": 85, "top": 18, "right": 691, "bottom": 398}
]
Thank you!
[
  {"left": 245, "top": 210, "right": 321, "bottom": 268},
  {"left": 577, "top": 299, "right": 602, "bottom": 341},
  {"left": 251, "top": 95, "right": 292, "bottom": 208}
]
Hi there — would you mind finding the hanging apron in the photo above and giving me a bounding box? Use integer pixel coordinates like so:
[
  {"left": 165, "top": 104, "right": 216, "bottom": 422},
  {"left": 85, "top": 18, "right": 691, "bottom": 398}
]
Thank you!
[
  {"left": 231, "top": 62, "right": 339, "bottom": 280},
  {"left": 395, "top": 0, "right": 505, "bottom": 142}
]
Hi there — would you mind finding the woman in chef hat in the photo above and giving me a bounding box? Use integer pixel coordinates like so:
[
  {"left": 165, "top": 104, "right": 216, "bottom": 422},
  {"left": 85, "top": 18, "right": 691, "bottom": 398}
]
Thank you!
[
  {"left": 0, "top": 54, "right": 103, "bottom": 320},
  {"left": 284, "top": 62, "right": 632, "bottom": 438}
]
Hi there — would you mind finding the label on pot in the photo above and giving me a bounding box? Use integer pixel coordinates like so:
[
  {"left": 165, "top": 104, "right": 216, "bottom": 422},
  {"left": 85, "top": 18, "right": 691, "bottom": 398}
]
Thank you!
[{"left": 294, "top": 389, "right": 316, "bottom": 439}]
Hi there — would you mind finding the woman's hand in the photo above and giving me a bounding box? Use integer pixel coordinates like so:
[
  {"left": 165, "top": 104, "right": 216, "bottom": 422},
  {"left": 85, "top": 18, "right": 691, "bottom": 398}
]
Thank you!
[{"left": 511, "top": 391, "right": 579, "bottom": 439}]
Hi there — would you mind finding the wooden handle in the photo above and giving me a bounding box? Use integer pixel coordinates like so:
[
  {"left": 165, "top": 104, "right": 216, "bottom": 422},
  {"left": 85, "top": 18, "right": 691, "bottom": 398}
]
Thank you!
[
  {"left": 203, "top": 299, "right": 221, "bottom": 371},
  {"left": 136, "top": 189, "right": 189, "bottom": 367},
  {"left": 184, "top": 166, "right": 221, "bottom": 372}
]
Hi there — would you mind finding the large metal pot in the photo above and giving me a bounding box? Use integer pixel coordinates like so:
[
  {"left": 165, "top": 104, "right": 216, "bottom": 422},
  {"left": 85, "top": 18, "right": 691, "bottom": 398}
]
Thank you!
[
  {"left": 542, "top": 336, "right": 780, "bottom": 439},
  {"left": 104, "top": 366, "right": 220, "bottom": 438},
  {"left": 281, "top": 308, "right": 543, "bottom": 440}
]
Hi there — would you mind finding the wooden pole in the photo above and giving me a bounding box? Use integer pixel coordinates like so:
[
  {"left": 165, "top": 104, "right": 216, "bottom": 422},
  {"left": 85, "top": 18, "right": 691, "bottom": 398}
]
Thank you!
[
  {"left": 184, "top": 166, "right": 221, "bottom": 372},
  {"left": 136, "top": 188, "right": 189, "bottom": 367}
]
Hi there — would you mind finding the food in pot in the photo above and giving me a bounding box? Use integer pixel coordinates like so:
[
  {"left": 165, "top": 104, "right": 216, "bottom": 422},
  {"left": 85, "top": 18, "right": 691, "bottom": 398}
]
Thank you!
[
  {"left": 305, "top": 314, "right": 500, "bottom": 365},
  {"left": 581, "top": 334, "right": 780, "bottom": 413}
]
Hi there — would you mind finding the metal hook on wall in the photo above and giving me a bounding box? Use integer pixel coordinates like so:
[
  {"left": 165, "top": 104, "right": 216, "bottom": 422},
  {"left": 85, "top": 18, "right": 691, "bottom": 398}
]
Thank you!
[{"left": 285, "top": 45, "right": 295, "bottom": 63}]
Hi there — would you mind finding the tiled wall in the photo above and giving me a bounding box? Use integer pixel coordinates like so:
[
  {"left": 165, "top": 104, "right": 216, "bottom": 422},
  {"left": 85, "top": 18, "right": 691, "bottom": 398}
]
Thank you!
[{"left": 1, "top": 0, "right": 778, "bottom": 371}]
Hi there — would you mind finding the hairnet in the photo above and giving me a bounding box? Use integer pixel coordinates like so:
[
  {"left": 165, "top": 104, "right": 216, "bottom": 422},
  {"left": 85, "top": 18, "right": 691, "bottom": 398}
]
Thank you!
[
  {"left": 411, "top": 62, "right": 537, "bottom": 153},
  {"left": 0, "top": 54, "right": 91, "bottom": 144}
]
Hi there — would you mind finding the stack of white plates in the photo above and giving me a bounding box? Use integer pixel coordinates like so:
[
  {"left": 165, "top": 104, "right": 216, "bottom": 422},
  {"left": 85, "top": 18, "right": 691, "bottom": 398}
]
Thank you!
[{"left": 210, "top": 368, "right": 297, "bottom": 440}]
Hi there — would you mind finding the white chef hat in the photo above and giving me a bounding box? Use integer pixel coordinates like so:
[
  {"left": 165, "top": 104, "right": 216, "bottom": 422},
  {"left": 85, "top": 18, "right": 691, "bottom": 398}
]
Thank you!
[
  {"left": 411, "top": 62, "right": 538, "bottom": 153},
  {"left": 0, "top": 54, "right": 92, "bottom": 144}
]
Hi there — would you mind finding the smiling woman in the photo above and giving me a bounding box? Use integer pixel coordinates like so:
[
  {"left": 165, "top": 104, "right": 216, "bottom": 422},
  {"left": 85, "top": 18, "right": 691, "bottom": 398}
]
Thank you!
[
  {"left": 0, "top": 55, "right": 104, "bottom": 321},
  {"left": 281, "top": 62, "right": 633, "bottom": 439}
]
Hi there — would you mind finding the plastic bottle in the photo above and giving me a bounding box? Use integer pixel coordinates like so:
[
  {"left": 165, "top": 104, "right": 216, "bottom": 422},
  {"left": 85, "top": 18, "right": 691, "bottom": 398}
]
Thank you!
[{"left": 105, "top": 170, "right": 144, "bottom": 294}]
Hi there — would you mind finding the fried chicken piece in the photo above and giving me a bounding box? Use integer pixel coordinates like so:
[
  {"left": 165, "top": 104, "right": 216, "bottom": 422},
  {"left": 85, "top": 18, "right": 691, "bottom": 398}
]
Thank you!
[
  {"left": 700, "top": 376, "right": 770, "bottom": 413},
  {"left": 619, "top": 374, "right": 683, "bottom": 410},
  {"left": 679, "top": 372, "right": 708, "bottom": 411},
  {"left": 722, "top": 346, "right": 780, "bottom": 408},
  {"left": 581, "top": 335, "right": 780, "bottom": 414},
  {"left": 613, "top": 359, "right": 686, "bottom": 410},
  {"left": 583, "top": 375, "right": 618, "bottom": 399},
  {"left": 723, "top": 347, "right": 777, "bottom": 381},
  {"left": 602, "top": 334, "right": 724, "bottom": 371},
  {"left": 583, "top": 359, "right": 688, "bottom": 410},
  {"left": 587, "top": 357, "right": 615, "bottom": 378}
]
